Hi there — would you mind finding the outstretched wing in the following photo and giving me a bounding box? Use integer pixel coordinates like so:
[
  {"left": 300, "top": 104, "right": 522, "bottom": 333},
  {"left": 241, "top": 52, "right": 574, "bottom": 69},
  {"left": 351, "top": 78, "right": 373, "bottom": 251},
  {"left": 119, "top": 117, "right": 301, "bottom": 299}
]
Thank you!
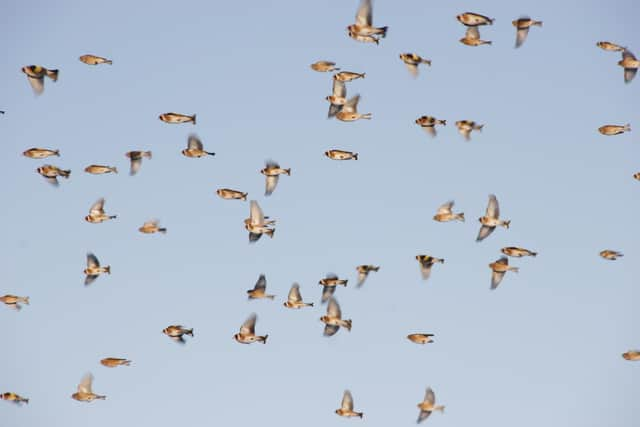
[{"left": 240, "top": 313, "right": 257, "bottom": 335}]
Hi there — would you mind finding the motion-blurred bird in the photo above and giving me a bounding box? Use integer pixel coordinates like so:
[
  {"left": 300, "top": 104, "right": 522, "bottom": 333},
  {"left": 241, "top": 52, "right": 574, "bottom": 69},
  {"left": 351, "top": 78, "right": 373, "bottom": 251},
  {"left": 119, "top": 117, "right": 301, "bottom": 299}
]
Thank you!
[
  {"left": 512, "top": 16, "right": 542, "bottom": 48},
  {"left": 311, "top": 61, "right": 340, "bottom": 72},
  {"left": 79, "top": 54, "right": 112, "bottom": 65},
  {"left": 334, "top": 71, "right": 366, "bottom": 82},
  {"left": 622, "top": 350, "right": 640, "bottom": 361},
  {"left": 415, "top": 255, "right": 444, "bottom": 281},
  {"left": 417, "top": 387, "right": 445, "bottom": 423},
  {"left": 71, "top": 373, "right": 106, "bottom": 402},
  {"left": 489, "top": 257, "right": 519, "bottom": 290},
  {"left": 245, "top": 200, "right": 275, "bottom": 242},
  {"left": 319, "top": 273, "right": 348, "bottom": 297},
  {"left": 335, "top": 390, "right": 363, "bottom": 418},
  {"left": 234, "top": 313, "right": 268, "bottom": 344},
  {"left": 182, "top": 134, "right": 215, "bottom": 158},
  {"left": 261, "top": 160, "right": 291, "bottom": 196},
  {"left": 84, "top": 252, "right": 110, "bottom": 286},
  {"left": 139, "top": 219, "right": 167, "bottom": 234},
  {"left": 477, "top": 194, "right": 509, "bottom": 241},
  {"left": 125, "top": 150, "right": 152, "bottom": 175},
  {"left": 457, "top": 12, "right": 494, "bottom": 26},
  {"left": 598, "top": 124, "right": 631, "bottom": 135},
  {"left": 327, "top": 79, "right": 347, "bottom": 118},
  {"left": 284, "top": 283, "right": 314, "bottom": 309},
  {"left": 407, "top": 333, "right": 434, "bottom": 344},
  {"left": 619, "top": 49, "right": 639, "bottom": 83},
  {"left": 356, "top": 265, "right": 379, "bottom": 287},
  {"left": 217, "top": 188, "right": 248, "bottom": 201},
  {"left": 85, "top": 165, "right": 117, "bottom": 175},
  {"left": 415, "top": 116, "right": 446, "bottom": 137},
  {"left": 0, "top": 295, "right": 29, "bottom": 311},
  {"left": 1, "top": 392, "right": 29, "bottom": 405},
  {"left": 600, "top": 250, "right": 623, "bottom": 260},
  {"left": 347, "top": 0, "right": 388, "bottom": 44},
  {"left": 325, "top": 149, "right": 358, "bottom": 160},
  {"left": 433, "top": 201, "right": 464, "bottom": 222},
  {"left": 321, "top": 297, "right": 352, "bottom": 336},
  {"left": 336, "top": 95, "right": 371, "bottom": 122},
  {"left": 597, "top": 41, "right": 626, "bottom": 52},
  {"left": 455, "top": 120, "right": 483, "bottom": 140},
  {"left": 100, "top": 358, "right": 131, "bottom": 368},
  {"left": 36, "top": 165, "right": 70, "bottom": 186},
  {"left": 159, "top": 112, "right": 196, "bottom": 124},
  {"left": 247, "top": 274, "right": 275, "bottom": 300},
  {"left": 163, "top": 325, "right": 194, "bottom": 344},
  {"left": 459, "top": 26, "right": 492, "bottom": 46},
  {"left": 399, "top": 53, "right": 431, "bottom": 77},
  {"left": 85, "top": 198, "right": 117, "bottom": 223},
  {"left": 501, "top": 247, "right": 537, "bottom": 257},
  {"left": 23, "top": 148, "right": 59, "bottom": 159},
  {"left": 22, "top": 65, "right": 58, "bottom": 95}
]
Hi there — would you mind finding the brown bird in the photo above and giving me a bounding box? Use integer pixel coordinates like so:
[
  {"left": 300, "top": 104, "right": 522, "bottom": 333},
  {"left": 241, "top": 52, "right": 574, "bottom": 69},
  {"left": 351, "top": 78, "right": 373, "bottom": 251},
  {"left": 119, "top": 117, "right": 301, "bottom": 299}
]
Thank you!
[
  {"left": 247, "top": 274, "right": 275, "bottom": 300},
  {"left": 36, "top": 164, "right": 70, "bottom": 186},
  {"left": 23, "top": 147, "right": 59, "bottom": 159},
  {"left": 619, "top": 49, "right": 639, "bottom": 83},
  {"left": 1, "top": 392, "right": 29, "bottom": 405},
  {"left": 417, "top": 387, "right": 445, "bottom": 423},
  {"left": 85, "top": 165, "right": 118, "bottom": 175},
  {"left": 501, "top": 247, "right": 537, "bottom": 257},
  {"left": 597, "top": 41, "right": 626, "bottom": 52},
  {"left": 79, "top": 54, "right": 112, "bottom": 65},
  {"left": 334, "top": 71, "right": 365, "bottom": 82},
  {"left": 234, "top": 313, "right": 268, "bottom": 344},
  {"left": 335, "top": 390, "right": 363, "bottom": 418},
  {"left": 456, "top": 12, "right": 494, "bottom": 26},
  {"left": 347, "top": 0, "right": 388, "bottom": 44},
  {"left": 22, "top": 65, "right": 58, "bottom": 95},
  {"left": 415, "top": 255, "right": 444, "bottom": 281},
  {"left": 320, "top": 297, "right": 352, "bottom": 336},
  {"left": 512, "top": 16, "right": 542, "bottom": 48},
  {"left": 415, "top": 116, "right": 446, "bottom": 137},
  {"left": 433, "top": 200, "right": 464, "bottom": 222},
  {"left": 139, "top": 219, "right": 167, "bottom": 234},
  {"left": 84, "top": 252, "right": 110, "bottom": 286},
  {"left": 182, "top": 134, "right": 214, "bottom": 158},
  {"left": 459, "top": 26, "right": 492, "bottom": 46},
  {"left": 311, "top": 61, "right": 340, "bottom": 72},
  {"left": 622, "top": 350, "right": 640, "bottom": 361},
  {"left": 216, "top": 188, "right": 248, "bottom": 201},
  {"left": 477, "top": 194, "right": 510, "bottom": 241},
  {"left": 159, "top": 112, "right": 196, "bottom": 124},
  {"left": 325, "top": 149, "right": 358, "bottom": 160},
  {"left": 85, "top": 198, "right": 117, "bottom": 223},
  {"left": 245, "top": 200, "right": 275, "bottom": 242},
  {"left": 598, "top": 124, "right": 631, "bottom": 135},
  {"left": 284, "top": 283, "right": 314, "bottom": 309},
  {"left": 125, "top": 150, "right": 152, "bottom": 175},
  {"left": 327, "top": 78, "right": 347, "bottom": 118},
  {"left": 407, "top": 333, "right": 435, "bottom": 344},
  {"left": 600, "top": 250, "right": 623, "bottom": 260},
  {"left": 261, "top": 160, "right": 291, "bottom": 196},
  {"left": 455, "top": 120, "right": 483, "bottom": 140},
  {"left": 163, "top": 325, "right": 194, "bottom": 344},
  {"left": 356, "top": 265, "right": 379, "bottom": 287},
  {"left": 0, "top": 295, "right": 29, "bottom": 311},
  {"left": 71, "top": 373, "right": 106, "bottom": 402},
  {"left": 489, "top": 257, "right": 519, "bottom": 290},
  {"left": 319, "top": 273, "right": 348, "bottom": 303},
  {"left": 399, "top": 53, "right": 431, "bottom": 77},
  {"left": 100, "top": 358, "right": 131, "bottom": 368}
]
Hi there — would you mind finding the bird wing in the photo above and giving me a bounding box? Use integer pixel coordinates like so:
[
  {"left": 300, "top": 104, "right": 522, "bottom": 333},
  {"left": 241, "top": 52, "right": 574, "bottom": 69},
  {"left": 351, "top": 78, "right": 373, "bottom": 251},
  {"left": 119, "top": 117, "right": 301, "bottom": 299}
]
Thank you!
[
  {"left": 325, "top": 272, "right": 338, "bottom": 280},
  {"left": 466, "top": 26, "right": 480, "bottom": 40},
  {"left": 78, "top": 373, "right": 93, "bottom": 394},
  {"left": 288, "top": 283, "right": 302, "bottom": 302},
  {"left": 515, "top": 27, "right": 529, "bottom": 48},
  {"left": 437, "top": 201, "right": 454, "bottom": 215},
  {"left": 86, "top": 253, "right": 100, "bottom": 268},
  {"left": 143, "top": 219, "right": 159, "bottom": 228},
  {"left": 327, "top": 297, "right": 342, "bottom": 318},
  {"left": 491, "top": 270, "right": 506, "bottom": 289},
  {"left": 417, "top": 410, "right": 432, "bottom": 423},
  {"left": 332, "top": 79, "right": 346, "bottom": 98},
  {"left": 254, "top": 274, "right": 267, "bottom": 291},
  {"left": 476, "top": 225, "right": 495, "bottom": 242},
  {"left": 357, "top": 271, "right": 367, "bottom": 287},
  {"left": 458, "top": 126, "right": 471, "bottom": 141},
  {"left": 419, "top": 261, "right": 433, "bottom": 280},
  {"left": 496, "top": 256, "right": 509, "bottom": 266},
  {"left": 240, "top": 313, "right": 257, "bottom": 335},
  {"left": 328, "top": 103, "right": 343, "bottom": 118},
  {"left": 622, "top": 49, "right": 636, "bottom": 60},
  {"left": 265, "top": 175, "right": 279, "bottom": 196},
  {"left": 129, "top": 157, "right": 142, "bottom": 175},
  {"left": 486, "top": 194, "right": 500, "bottom": 218},
  {"left": 405, "top": 62, "right": 419, "bottom": 78},
  {"left": 249, "top": 232, "right": 262, "bottom": 243},
  {"left": 425, "top": 387, "right": 435, "bottom": 404},
  {"left": 355, "top": 0, "right": 372, "bottom": 27},
  {"left": 324, "top": 324, "right": 340, "bottom": 336},
  {"left": 342, "top": 94, "right": 360, "bottom": 113},
  {"left": 321, "top": 285, "right": 336, "bottom": 303},
  {"left": 26, "top": 75, "right": 44, "bottom": 95},
  {"left": 624, "top": 67, "right": 637, "bottom": 83},
  {"left": 341, "top": 390, "right": 354, "bottom": 411},
  {"left": 187, "top": 134, "right": 203, "bottom": 150},
  {"left": 90, "top": 198, "right": 105, "bottom": 216},
  {"left": 250, "top": 200, "right": 265, "bottom": 225}
]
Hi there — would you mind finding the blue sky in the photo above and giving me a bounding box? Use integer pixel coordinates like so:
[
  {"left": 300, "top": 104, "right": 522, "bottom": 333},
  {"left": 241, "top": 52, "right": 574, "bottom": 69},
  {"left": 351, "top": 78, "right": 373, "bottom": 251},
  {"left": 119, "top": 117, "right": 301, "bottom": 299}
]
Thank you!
[{"left": 1, "top": 1, "right": 638, "bottom": 426}]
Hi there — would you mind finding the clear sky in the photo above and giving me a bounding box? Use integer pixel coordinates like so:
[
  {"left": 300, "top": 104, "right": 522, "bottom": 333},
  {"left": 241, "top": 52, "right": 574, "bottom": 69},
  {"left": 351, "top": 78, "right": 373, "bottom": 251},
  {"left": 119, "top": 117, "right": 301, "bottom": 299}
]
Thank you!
[{"left": 1, "top": 0, "right": 638, "bottom": 426}]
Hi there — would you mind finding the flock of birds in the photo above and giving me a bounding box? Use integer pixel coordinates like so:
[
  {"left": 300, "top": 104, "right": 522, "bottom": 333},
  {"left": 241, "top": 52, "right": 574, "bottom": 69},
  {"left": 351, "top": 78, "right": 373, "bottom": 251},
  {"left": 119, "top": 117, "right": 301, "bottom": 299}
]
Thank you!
[{"left": 2, "top": 0, "right": 638, "bottom": 423}]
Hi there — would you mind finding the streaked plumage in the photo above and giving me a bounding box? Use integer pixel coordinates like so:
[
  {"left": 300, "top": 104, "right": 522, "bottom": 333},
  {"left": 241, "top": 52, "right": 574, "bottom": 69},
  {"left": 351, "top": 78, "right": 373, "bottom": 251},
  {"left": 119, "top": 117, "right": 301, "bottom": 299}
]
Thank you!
[
  {"left": 407, "top": 333, "right": 434, "bottom": 345},
  {"left": 455, "top": 120, "right": 484, "bottom": 140},
  {"left": 415, "top": 255, "right": 444, "bottom": 281},
  {"left": 85, "top": 165, "right": 117, "bottom": 174},
  {"left": 21, "top": 65, "right": 58, "bottom": 95},
  {"left": 36, "top": 164, "right": 70, "bottom": 186},
  {"left": 596, "top": 41, "right": 626, "bottom": 52},
  {"left": 311, "top": 61, "right": 340, "bottom": 72},
  {"left": 163, "top": 325, "right": 194, "bottom": 344},
  {"left": 512, "top": 16, "right": 542, "bottom": 48},
  {"left": 335, "top": 390, "right": 363, "bottom": 418},
  {"left": 284, "top": 283, "right": 314, "bottom": 309},
  {"left": 619, "top": 49, "right": 639, "bottom": 83},
  {"left": 501, "top": 247, "right": 537, "bottom": 257},
  {"left": 417, "top": 387, "right": 445, "bottom": 423},
  {"left": 347, "top": 0, "right": 388, "bottom": 44},
  {"left": 622, "top": 350, "right": 640, "bottom": 361},
  {"left": 334, "top": 71, "right": 365, "bottom": 82},
  {"left": 433, "top": 200, "right": 464, "bottom": 222},
  {"left": 336, "top": 94, "right": 371, "bottom": 122},
  {"left": 415, "top": 116, "right": 446, "bottom": 137},
  {"left": 84, "top": 252, "right": 110, "bottom": 286},
  {"left": 261, "top": 160, "right": 291, "bottom": 196},
  {"left": 71, "top": 373, "right": 106, "bottom": 402},
  {"left": 0, "top": 295, "right": 29, "bottom": 311},
  {"left": 399, "top": 53, "right": 431, "bottom": 77},
  {"left": 182, "top": 134, "right": 214, "bottom": 158},
  {"left": 247, "top": 274, "right": 275, "bottom": 300},
  {"left": 244, "top": 200, "right": 275, "bottom": 242},
  {"left": 158, "top": 112, "right": 196, "bottom": 124},
  {"left": 327, "top": 78, "right": 347, "bottom": 118},
  {"left": 457, "top": 12, "right": 494, "bottom": 26},
  {"left": 85, "top": 198, "right": 117, "bottom": 223},
  {"left": 459, "top": 26, "right": 492, "bottom": 46},
  {"left": 598, "top": 124, "right": 631, "bottom": 135},
  {"left": 325, "top": 149, "right": 358, "bottom": 160},
  {"left": 100, "top": 358, "right": 131, "bottom": 368},
  {"left": 477, "top": 194, "right": 510, "bottom": 241},
  {"left": 600, "top": 249, "right": 623, "bottom": 260},
  {"left": 139, "top": 219, "right": 167, "bottom": 234},
  {"left": 320, "top": 297, "right": 352, "bottom": 336},
  {"left": 125, "top": 150, "right": 152, "bottom": 175},
  {"left": 23, "top": 147, "right": 59, "bottom": 159},
  {"left": 1, "top": 392, "right": 29, "bottom": 405},
  {"left": 79, "top": 54, "right": 112, "bottom": 65},
  {"left": 217, "top": 188, "right": 247, "bottom": 201},
  {"left": 489, "top": 257, "right": 519, "bottom": 290},
  {"left": 234, "top": 313, "right": 268, "bottom": 344},
  {"left": 356, "top": 265, "right": 379, "bottom": 287}
]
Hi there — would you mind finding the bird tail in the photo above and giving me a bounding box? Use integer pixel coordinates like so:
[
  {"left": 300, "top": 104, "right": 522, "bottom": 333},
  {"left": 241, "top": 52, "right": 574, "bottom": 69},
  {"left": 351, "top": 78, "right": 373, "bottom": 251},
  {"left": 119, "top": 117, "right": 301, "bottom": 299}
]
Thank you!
[
  {"left": 439, "top": 258, "right": 445, "bottom": 264},
  {"left": 373, "top": 266, "right": 380, "bottom": 272},
  {"left": 423, "top": 59, "right": 432, "bottom": 66},
  {"left": 186, "top": 329, "right": 194, "bottom": 337},
  {"left": 353, "top": 153, "right": 358, "bottom": 160},
  {"left": 511, "top": 267, "right": 520, "bottom": 273},
  {"left": 624, "top": 123, "right": 631, "bottom": 132},
  {"left": 360, "top": 73, "right": 366, "bottom": 79},
  {"left": 440, "top": 120, "right": 447, "bottom": 126},
  {"left": 124, "top": 360, "right": 132, "bottom": 366},
  {"left": 105, "top": 266, "right": 111, "bottom": 274},
  {"left": 207, "top": 151, "right": 215, "bottom": 156},
  {"left": 344, "top": 319, "right": 352, "bottom": 331},
  {"left": 109, "top": 215, "right": 117, "bottom": 219},
  {"left": 145, "top": 151, "right": 153, "bottom": 159},
  {"left": 285, "top": 168, "right": 291, "bottom": 176},
  {"left": 267, "top": 295, "right": 276, "bottom": 300},
  {"left": 47, "top": 69, "right": 59, "bottom": 81},
  {"left": 358, "top": 412, "right": 364, "bottom": 418},
  {"left": 262, "top": 334, "right": 268, "bottom": 344},
  {"left": 105, "top": 60, "right": 113, "bottom": 65},
  {"left": 241, "top": 193, "right": 248, "bottom": 201},
  {"left": 531, "top": 252, "right": 538, "bottom": 257},
  {"left": 380, "top": 26, "right": 388, "bottom": 37},
  {"left": 61, "top": 170, "right": 71, "bottom": 178},
  {"left": 22, "top": 297, "right": 30, "bottom": 305},
  {"left": 111, "top": 166, "right": 118, "bottom": 174},
  {"left": 503, "top": 220, "right": 510, "bottom": 229},
  {"left": 191, "top": 114, "right": 196, "bottom": 125},
  {"left": 54, "top": 149, "right": 60, "bottom": 157},
  {"left": 362, "top": 113, "right": 372, "bottom": 120},
  {"left": 476, "top": 124, "right": 484, "bottom": 131},
  {"left": 306, "top": 302, "right": 314, "bottom": 307},
  {"left": 266, "top": 228, "right": 275, "bottom": 238},
  {"left": 159, "top": 228, "right": 167, "bottom": 234},
  {"left": 458, "top": 213, "right": 465, "bottom": 222},
  {"left": 533, "top": 21, "right": 543, "bottom": 27}
]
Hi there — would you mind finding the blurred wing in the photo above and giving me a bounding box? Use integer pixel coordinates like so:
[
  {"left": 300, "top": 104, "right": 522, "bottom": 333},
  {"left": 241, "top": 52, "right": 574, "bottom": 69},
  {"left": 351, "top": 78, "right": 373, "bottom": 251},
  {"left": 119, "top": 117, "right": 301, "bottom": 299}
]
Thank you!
[
  {"left": 143, "top": 219, "right": 159, "bottom": 228},
  {"left": 515, "top": 27, "right": 529, "bottom": 48},
  {"left": 250, "top": 201, "right": 265, "bottom": 225},
  {"left": 129, "top": 157, "right": 142, "bottom": 175},
  {"left": 341, "top": 390, "right": 354, "bottom": 410},
  {"left": 27, "top": 75, "right": 44, "bottom": 95},
  {"left": 486, "top": 194, "right": 499, "bottom": 218},
  {"left": 254, "top": 274, "right": 267, "bottom": 291},
  {"left": 265, "top": 175, "right": 279, "bottom": 196},
  {"left": 84, "top": 275, "right": 98, "bottom": 286},
  {"left": 422, "top": 125, "right": 436, "bottom": 137},
  {"left": 405, "top": 62, "right": 418, "bottom": 78},
  {"left": 624, "top": 67, "right": 637, "bottom": 83},
  {"left": 321, "top": 285, "right": 336, "bottom": 303},
  {"left": 288, "top": 283, "right": 302, "bottom": 302},
  {"left": 496, "top": 256, "right": 509, "bottom": 266},
  {"left": 78, "top": 373, "right": 93, "bottom": 394},
  {"left": 324, "top": 324, "right": 339, "bottom": 336},
  {"left": 425, "top": 388, "right": 435, "bottom": 404},
  {"left": 265, "top": 159, "right": 279, "bottom": 169},
  {"left": 622, "top": 49, "right": 636, "bottom": 60},
  {"left": 187, "top": 134, "right": 203, "bottom": 150},
  {"left": 171, "top": 335, "right": 186, "bottom": 344},
  {"left": 327, "top": 297, "right": 342, "bottom": 318},
  {"left": 86, "top": 253, "right": 100, "bottom": 268},
  {"left": 326, "top": 273, "right": 338, "bottom": 280},
  {"left": 355, "top": 0, "right": 372, "bottom": 26},
  {"left": 419, "top": 262, "right": 432, "bottom": 280},
  {"left": 357, "top": 271, "right": 367, "bottom": 287},
  {"left": 240, "top": 313, "right": 257, "bottom": 335},
  {"left": 491, "top": 271, "right": 506, "bottom": 289},
  {"left": 437, "top": 201, "right": 454, "bottom": 215},
  {"left": 332, "top": 79, "right": 346, "bottom": 98},
  {"left": 328, "top": 103, "right": 343, "bottom": 118},
  {"left": 417, "top": 410, "right": 432, "bottom": 423},
  {"left": 249, "top": 232, "right": 262, "bottom": 243},
  {"left": 90, "top": 198, "right": 105, "bottom": 215},
  {"left": 476, "top": 225, "right": 494, "bottom": 242},
  {"left": 466, "top": 26, "right": 480, "bottom": 40},
  {"left": 458, "top": 127, "right": 471, "bottom": 140},
  {"left": 45, "top": 176, "right": 59, "bottom": 186},
  {"left": 342, "top": 94, "right": 360, "bottom": 113}
]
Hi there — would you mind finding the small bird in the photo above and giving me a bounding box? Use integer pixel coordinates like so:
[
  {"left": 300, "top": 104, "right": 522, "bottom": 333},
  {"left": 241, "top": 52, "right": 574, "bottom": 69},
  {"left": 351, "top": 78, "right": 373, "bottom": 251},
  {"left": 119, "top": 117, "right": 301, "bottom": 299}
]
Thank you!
[
  {"left": 79, "top": 54, "right": 113, "bottom": 65},
  {"left": 1, "top": 392, "right": 29, "bottom": 405},
  {"left": 23, "top": 147, "right": 59, "bottom": 159},
  {"left": 71, "top": 373, "right": 106, "bottom": 402},
  {"left": 622, "top": 350, "right": 640, "bottom": 361},
  {"left": 36, "top": 165, "right": 70, "bottom": 186},
  {"left": 84, "top": 252, "right": 110, "bottom": 286},
  {"left": 598, "top": 124, "right": 631, "bottom": 135},
  {"left": 459, "top": 26, "right": 492, "bottom": 46},
  {"left": 457, "top": 12, "right": 494, "bottom": 26},
  {"left": 163, "top": 325, "right": 194, "bottom": 344},
  {"left": 407, "top": 333, "right": 434, "bottom": 344},
  {"left": 477, "top": 194, "right": 510, "bottom": 241},
  {"left": 415, "top": 255, "right": 444, "bottom": 281},
  {"left": 596, "top": 41, "right": 626, "bottom": 52},
  {"left": 0, "top": 295, "right": 29, "bottom": 311},
  {"left": 125, "top": 150, "right": 152, "bottom": 175},
  {"left": 159, "top": 112, "right": 196, "bottom": 124},
  {"left": 512, "top": 16, "right": 542, "bottom": 48},
  {"left": 489, "top": 257, "right": 519, "bottom": 290},
  {"left": 619, "top": 49, "right": 639, "bottom": 83},
  {"left": 320, "top": 297, "right": 352, "bottom": 336},
  {"left": 417, "top": 387, "right": 445, "bottom": 423},
  {"left": 85, "top": 198, "right": 117, "bottom": 223},
  {"left": 347, "top": 0, "right": 388, "bottom": 44},
  {"left": 139, "top": 219, "right": 167, "bottom": 234},
  {"left": 319, "top": 273, "right": 349, "bottom": 302},
  {"left": 311, "top": 61, "right": 340, "bottom": 72},
  {"left": 327, "top": 78, "right": 347, "bottom": 118},
  {"left": 245, "top": 200, "right": 275, "bottom": 242},
  {"left": 284, "top": 283, "right": 314, "bottom": 309},
  {"left": 216, "top": 188, "right": 247, "bottom": 201},
  {"left": 336, "top": 94, "right": 371, "bottom": 122},
  {"left": 247, "top": 274, "right": 275, "bottom": 300},
  {"left": 261, "top": 160, "right": 291, "bottom": 196},
  {"left": 84, "top": 165, "right": 118, "bottom": 175},
  {"left": 600, "top": 250, "right": 623, "bottom": 260},
  {"left": 234, "top": 313, "right": 268, "bottom": 344},
  {"left": 433, "top": 200, "right": 465, "bottom": 222},
  {"left": 335, "top": 390, "right": 363, "bottom": 418},
  {"left": 325, "top": 149, "right": 358, "bottom": 160},
  {"left": 100, "top": 358, "right": 131, "bottom": 368},
  {"left": 455, "top": 120, "right": 484, "bottom": 140},
  {"left": 501, "top": 247, "right": 537, "bottom": 257},
  {"left": 182, "top": 134, "right": 214, "bottom": 158},
  {"left": 399, "top": 53, "right": 431, "bottom": 77},
  {"left": 415, "top": 116, "right": 446, "bottom": 137},
  {"left": 22, "top": 65, "right": 58, "bottom": 95},
  {"left": 334, "top": 71, "right": 365, "bottom": 82},
  {"left": 356, "top": 265, "right": 379, "bottom": 287}
]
